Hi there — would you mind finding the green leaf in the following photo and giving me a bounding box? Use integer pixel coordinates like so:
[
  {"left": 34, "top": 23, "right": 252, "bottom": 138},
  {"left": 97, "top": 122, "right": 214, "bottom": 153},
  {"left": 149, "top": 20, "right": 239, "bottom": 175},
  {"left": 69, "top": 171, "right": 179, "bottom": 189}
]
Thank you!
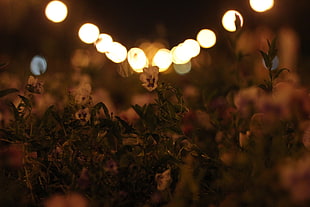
[{"left": 0, "top": 88, "right": 19, "bottom": 98}]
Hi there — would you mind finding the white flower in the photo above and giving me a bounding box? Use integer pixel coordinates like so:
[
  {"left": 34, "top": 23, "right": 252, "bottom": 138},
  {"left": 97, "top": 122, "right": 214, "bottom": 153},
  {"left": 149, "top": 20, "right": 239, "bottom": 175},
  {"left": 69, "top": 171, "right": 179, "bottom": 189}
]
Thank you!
[
  {"left": 75, "top": 108, "right": 90, "bottom": 123},
  {"left": 139, "top": 66, "right": 159, "bottom": 92}
]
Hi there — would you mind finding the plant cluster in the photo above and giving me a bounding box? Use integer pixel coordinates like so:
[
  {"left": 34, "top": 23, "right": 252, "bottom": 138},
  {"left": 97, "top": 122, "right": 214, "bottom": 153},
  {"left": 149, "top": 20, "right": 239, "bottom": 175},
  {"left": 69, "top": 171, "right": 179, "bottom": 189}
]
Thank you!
[{"left": 1, "top": 38, "right": 310, "bottom": 207}]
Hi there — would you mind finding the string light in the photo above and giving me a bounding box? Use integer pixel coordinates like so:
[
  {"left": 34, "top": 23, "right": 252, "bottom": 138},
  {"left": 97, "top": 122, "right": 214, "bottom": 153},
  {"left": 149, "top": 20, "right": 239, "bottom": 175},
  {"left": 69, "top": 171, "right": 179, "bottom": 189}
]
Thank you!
[
  {"left": 127, "top": 48, "right": 148, "bottom": 72},
  {"left": 43, "top": 2, "right": 274, "bottom": 73},
  {"left": 222, "top": 10, "right": 244, "bottom": 32},
  {"left": 95, "top": 34, "right": 113, "bottom": 53},
  {"left": 45, "top": 1, "right": 68, "bottom": 23},
  {"left": 105, "top": 42, "right": 127, "bottom": 63},
  {"left": 249, "top": 0, "right": 274, "bottom": 12},
  {"left": 78, "top": 23, "right": 100, "bottom": 44},
  {"left": 152, "top": 49, "right": 172, "bottom": 72},
  {"left": 196, "top": 29, "right": 217, "bottom": 48}
]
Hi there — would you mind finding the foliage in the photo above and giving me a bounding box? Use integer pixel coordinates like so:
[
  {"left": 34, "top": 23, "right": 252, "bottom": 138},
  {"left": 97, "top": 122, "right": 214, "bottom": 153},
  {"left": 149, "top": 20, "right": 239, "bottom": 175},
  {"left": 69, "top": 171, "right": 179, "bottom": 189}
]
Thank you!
[{"left": 1, "top": 38, "right": 310, "bottom": 207}]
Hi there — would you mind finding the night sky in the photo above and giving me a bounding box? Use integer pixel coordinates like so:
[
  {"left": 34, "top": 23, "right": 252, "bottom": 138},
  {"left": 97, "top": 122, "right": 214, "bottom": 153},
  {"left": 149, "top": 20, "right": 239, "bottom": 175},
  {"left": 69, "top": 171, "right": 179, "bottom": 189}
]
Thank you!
[{"left": 0, "top": 0, "right": 309, "bottom": 65}]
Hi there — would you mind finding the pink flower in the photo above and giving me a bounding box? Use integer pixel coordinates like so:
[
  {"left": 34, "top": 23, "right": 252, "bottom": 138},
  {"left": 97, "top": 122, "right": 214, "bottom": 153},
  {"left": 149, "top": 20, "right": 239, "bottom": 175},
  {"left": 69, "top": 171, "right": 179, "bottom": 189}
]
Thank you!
[{"left": 139, "top": 66, "right": 159, "bottom": 92}]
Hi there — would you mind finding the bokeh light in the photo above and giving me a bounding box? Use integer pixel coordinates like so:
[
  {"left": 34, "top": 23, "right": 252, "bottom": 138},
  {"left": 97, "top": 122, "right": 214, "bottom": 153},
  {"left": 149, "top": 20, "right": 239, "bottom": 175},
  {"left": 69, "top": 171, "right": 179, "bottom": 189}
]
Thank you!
[
  {"left": 222, "top": 10, "right": 244, "bottom": 32},
  {"left": 183, "top": 39, "right": 201, "bottom": 58},
  {"left": 30, "top": 55, "right": 47, "bottom": 76},
  {"left": 105, "top": 42, "right": 127, "bottom": 63},
  {"left": 174, "top": 61, "right": 192, "bottom": 75},
  {"left": 152, "top": 49, "right": 172, "bottom": 72},
  {"left": 196, "top": 29, "right": 217, "bottom": 48},
  {"left": 250, "top": 0, "right": 274, "bottom": 12},
  {"left": 127, "top": 48, "right": 148, "bottom": 72},
  {"left": 171, "top": 44, "right": 191, "bottom": 64},
  {"left": 78, "top": 23, "right": 100, "bottom": 44},
  {"left": 45, "top": 1, "right": 68, "bottom": 23},
  {"left": 95, "top": 33, "right": 113, "bottom": 53}
]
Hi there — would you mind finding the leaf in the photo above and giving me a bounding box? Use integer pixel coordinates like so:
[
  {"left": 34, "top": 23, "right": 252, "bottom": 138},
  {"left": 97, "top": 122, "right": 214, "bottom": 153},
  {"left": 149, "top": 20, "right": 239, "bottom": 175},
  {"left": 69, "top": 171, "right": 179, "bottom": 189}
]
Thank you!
[
  {"left": 234, "top": 13, "right": 242, "bottom": 31},
  {"left": 18, "top": 95, "right": 32, "bottom": 109},
  {"left": 0, "top": 88, "right": 19, "bottom": 98},
  {"left": 273, "top": 68, "right": 289, "bottom": 79},
  {"left": 131, "top": 104, "right": 145, "bottom": 119},
  {"left": 260, "top": 50, "right": 270, "bottom": 69},
  {"left": 257, "top": 84, "right": 268, "bottom": 91},
  {"left": 9, "top": 102, "right": 20, "bottom": 120},
  {"left": 93, "top": 102, "right": 111, "bottom": 119},
  {"left": 115, "top": 116, "right": 135, "bottom": 133}
]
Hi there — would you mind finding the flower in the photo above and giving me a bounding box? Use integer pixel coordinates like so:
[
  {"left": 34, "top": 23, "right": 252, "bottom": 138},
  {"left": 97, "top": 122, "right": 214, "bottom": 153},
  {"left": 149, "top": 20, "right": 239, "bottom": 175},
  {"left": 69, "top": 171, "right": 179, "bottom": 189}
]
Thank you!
[
  {"left": 139, "top": 66, "right": 159, "bottom": 92},
  {"left": 26, "top": 75, "right": 44, "bottom": 94},
  {"left": 75, "top": 108, "right": 90, "bottom": 123}
]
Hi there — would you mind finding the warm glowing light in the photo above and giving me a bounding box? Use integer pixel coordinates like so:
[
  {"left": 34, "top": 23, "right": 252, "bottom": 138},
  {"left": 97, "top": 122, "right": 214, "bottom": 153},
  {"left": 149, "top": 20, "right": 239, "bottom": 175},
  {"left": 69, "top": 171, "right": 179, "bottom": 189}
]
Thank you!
[
  {"left": 152, "top": 49, "right": 172, "bottom": 72},
  {"left": 250, "top": 0, "right": 274, "bottom": 12},
  {"left": 30, "top": 55, "right": 47, "bottom": 76},
  {"left": 183, "top": 39, "right": 200, "bottom": 58},
  {"left": 105, "top": 42, "right": 127, "bottom": 63},
  {"left": 45, "top": 1, "right": 68, "bottom": 23},
  {"left": 196, "top": 29, "right": 217, "bottom": 48},
  {"left": 222, "top": 10, "right": 244, "bottom": 32},
  {"left": 78, "top": 23, "right": 100, "bottom": 44},
  {"left": 171, "top": 44, "right": 191, "bottom": 64},
  {"left": 174, "top": 61, "right": 192, "bottom": 75},
  {"left": 127, "top": 48, "right": 148, "bottom": 72},
  {"left": 95, "top": 33, "right": 113, "bottom": 53}
]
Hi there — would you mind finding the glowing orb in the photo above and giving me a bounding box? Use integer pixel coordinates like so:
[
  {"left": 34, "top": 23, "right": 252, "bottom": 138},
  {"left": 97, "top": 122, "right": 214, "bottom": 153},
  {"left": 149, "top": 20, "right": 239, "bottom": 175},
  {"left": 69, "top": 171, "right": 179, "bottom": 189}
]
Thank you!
[
  {"left": 78, "top": 23, "right": 100, "bottom": 44},
  {"left": 95, "top": 33, "right": 113, "bottom": 53},
  {"left": 105, "top": 42, "right": 127, "bottom": 63},
  {"left": 30, "top": 56, "right": 47, "bottom": 76},
  {"left": 171, "top": 44, "right": 192, "bottom": 64},
  {"left": 196, "top": 29, "right": 217, "bottom": 48},
  {"left": 250, "top": 0, "right": 274, "bottom": 12},
  {"left": 222, "top": 10, "right": 244, "bottom": 32},
  {"left": 45, "top": 1, "right": 68, "bottom": 23},
  {"left": 127, "top": 48, "right": 148, "bottom": 72},
  {"left": 174, "top": 61, "right": 192, "bottom": 75},
  {"left": 152, "top": 49, "right": 172, "bottom": 72},
  {"left": 183, "top": 39, "right": 200, "bottom": 58}
]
